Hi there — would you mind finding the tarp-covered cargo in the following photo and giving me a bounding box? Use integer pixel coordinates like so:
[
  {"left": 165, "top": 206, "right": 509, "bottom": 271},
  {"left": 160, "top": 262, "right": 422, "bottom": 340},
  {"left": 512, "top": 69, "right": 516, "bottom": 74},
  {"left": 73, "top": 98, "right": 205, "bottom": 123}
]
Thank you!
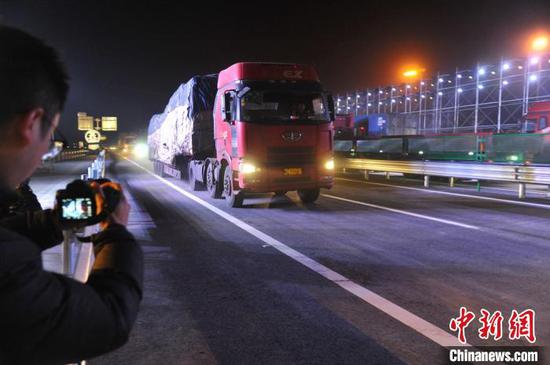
[{"left": 148, "top": 74, "right": 218, "bottom": 165}]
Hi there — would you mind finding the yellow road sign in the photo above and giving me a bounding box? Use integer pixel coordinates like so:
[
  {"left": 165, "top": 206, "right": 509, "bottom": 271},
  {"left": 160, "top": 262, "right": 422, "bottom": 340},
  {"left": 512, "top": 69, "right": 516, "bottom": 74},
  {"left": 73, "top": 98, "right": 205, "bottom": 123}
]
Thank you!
[{"left": 101, "top": 116, "right": 118, "bottom": 131}]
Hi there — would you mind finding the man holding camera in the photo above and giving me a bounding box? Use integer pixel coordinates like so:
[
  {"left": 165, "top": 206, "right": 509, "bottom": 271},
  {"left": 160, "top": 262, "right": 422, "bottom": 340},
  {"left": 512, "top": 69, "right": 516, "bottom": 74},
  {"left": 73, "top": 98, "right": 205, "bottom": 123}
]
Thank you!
[{"left": 0, "top": 26, "right": 143, "bottom": 364}]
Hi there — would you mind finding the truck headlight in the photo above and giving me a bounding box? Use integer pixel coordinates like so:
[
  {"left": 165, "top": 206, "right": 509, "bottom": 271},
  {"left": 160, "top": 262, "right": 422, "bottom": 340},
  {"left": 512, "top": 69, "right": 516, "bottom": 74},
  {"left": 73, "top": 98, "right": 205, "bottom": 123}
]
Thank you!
[
  {"left": 239, "top": 162, "right": 257, "bottom": 174},
  {"left": 133, "top": 143, "right": 148, "bottom": 159},
  {"left": 324, "top": 159, "right": 335, "bottom": 170}
]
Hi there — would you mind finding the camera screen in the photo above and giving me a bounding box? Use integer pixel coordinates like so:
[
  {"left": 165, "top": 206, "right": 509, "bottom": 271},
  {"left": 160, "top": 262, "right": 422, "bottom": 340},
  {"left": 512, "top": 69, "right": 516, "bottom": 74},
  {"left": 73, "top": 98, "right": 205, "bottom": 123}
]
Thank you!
[{"left": 61, "top": 198, "right": 93, "bottom": 220}]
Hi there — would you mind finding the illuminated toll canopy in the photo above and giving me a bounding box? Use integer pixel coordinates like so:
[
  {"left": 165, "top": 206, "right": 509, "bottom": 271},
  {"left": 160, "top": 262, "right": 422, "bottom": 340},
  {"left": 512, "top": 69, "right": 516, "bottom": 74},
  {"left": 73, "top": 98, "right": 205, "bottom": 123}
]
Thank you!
[
  {"left": 337, "top": 52, "right": 550, "bottom": 135},
  {"left": 101, "top": 116, "right": 118, "bottom": 131},
  {"left": 77, "top": 112, "right": 94, "bottom": 131},
  {"left": 77, "top": 112, "right": 118, "bottom": 148}
]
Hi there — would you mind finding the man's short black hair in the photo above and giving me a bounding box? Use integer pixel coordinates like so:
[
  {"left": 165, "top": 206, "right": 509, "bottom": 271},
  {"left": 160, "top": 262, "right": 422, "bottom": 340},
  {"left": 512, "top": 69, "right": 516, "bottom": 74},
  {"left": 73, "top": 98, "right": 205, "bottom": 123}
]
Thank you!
[{"left": 0, "top": 26, "right": 69, "bottom": 133}]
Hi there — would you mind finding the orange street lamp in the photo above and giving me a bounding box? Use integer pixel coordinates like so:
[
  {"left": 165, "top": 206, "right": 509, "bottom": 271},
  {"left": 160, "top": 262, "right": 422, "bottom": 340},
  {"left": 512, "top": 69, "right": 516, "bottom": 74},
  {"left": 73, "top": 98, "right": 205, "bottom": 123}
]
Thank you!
[
  {"left": 402, "top": 67, "right": 426, "bottom": 81},
  {"left": 403, "top": 69, "right": 419, "bottom": 78},
  {"left": 531, "top": 35, "right": 548, "bottom": 52}
]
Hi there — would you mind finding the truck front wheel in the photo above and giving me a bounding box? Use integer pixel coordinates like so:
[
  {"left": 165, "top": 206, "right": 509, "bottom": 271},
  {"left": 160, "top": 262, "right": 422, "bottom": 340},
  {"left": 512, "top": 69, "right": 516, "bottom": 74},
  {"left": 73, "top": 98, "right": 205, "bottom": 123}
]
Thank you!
[
  {"left": 223, "top": 166, "right": 244, "bottom": 208},
  {"left": 206, "top": 162, "right": 222, "bottom": 198},
  {"left": 297, "top": 188, "right": 320, "bottom": 204}
]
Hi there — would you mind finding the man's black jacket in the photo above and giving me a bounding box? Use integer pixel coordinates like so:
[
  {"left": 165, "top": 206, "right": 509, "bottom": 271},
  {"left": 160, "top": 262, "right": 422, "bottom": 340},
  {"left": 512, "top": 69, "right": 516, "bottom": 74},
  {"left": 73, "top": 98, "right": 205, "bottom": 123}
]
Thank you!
[{"left": 0, "top": 188, "right": 144, "bottom": 365}]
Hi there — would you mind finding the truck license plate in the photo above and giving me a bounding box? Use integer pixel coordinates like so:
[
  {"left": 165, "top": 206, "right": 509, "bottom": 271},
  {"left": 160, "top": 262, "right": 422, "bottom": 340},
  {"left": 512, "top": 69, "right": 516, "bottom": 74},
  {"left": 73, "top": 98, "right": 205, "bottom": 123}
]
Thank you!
[{"left": 283, "top": 168, "right": 302, "bottom": 176}]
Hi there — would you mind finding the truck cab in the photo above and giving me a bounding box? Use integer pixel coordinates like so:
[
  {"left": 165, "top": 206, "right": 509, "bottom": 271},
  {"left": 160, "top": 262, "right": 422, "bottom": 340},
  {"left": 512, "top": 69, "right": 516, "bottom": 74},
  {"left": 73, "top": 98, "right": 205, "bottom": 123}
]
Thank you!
[
  {"left": 211, "top": 62, "right": 335, "bottom": 207},
  {"left": 521, "top": 101, "right": 550, "bottom": 133}
]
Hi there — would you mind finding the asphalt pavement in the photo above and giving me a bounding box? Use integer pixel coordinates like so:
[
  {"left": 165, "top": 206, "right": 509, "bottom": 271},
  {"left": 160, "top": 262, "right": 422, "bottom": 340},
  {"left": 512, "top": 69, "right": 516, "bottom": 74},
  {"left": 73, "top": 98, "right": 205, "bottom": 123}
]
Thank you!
[{"left": 34, "top": 158, "right": 550, "bottom": 364}]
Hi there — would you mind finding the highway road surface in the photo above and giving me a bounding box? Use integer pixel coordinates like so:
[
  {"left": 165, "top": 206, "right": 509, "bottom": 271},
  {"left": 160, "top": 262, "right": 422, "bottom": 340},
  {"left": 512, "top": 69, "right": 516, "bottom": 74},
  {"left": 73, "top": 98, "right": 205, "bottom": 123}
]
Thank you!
[{"left": 32, "top": 158, "right": 550, "bottom": 364}]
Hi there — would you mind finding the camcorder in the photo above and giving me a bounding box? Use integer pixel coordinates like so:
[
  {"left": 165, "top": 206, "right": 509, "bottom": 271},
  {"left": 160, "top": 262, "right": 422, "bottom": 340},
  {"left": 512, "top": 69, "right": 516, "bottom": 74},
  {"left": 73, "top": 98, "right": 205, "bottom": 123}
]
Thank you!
[{"left": 55, "top": 178, "right": 122, "bottom": 229}]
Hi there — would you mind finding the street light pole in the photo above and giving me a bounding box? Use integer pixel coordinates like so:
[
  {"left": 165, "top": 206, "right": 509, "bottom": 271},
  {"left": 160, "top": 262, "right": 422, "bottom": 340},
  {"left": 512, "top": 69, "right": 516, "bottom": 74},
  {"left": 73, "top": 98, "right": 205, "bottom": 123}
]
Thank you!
[
  {"left": 390, "top": 87, "right": 394, "bottom": 113},
  {"left": 523, "top": 59, "right": 529, "bottom": 115},
  {"left": 453, "top": 68, "right": 460, "bottom": 133},
  {"left": 419, "top": 81, "right": 424, "bottom": 133},
  {"left": 378, "top": 87, "right": 382, "bottom": 114},
  {"left": 434, "top": 73, "right": 440, "bottom": 133},
  {"left": 474, "top": 64, "right": 480, "bottom": 134},
  {"left": 497, "top": 57, "right": 504, "bottom": 133}
]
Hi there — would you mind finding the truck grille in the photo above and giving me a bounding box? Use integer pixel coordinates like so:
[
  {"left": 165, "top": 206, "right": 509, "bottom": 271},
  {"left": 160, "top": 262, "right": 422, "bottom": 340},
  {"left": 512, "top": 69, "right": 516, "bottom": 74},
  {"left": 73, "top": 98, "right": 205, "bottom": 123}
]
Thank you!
[{"left": 266, "top": 146, "right": 316, "bottom": 166}]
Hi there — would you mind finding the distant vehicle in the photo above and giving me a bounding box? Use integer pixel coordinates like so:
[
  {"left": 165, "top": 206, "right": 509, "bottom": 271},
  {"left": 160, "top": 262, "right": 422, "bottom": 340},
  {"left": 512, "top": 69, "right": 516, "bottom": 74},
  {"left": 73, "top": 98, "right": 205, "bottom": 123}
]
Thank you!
[
  {"left": 334, "top": 113, "right": 354, "bottom": 139},
  {"left": 118, "top": 134, "right": 137, "bottom": 155},
  {"left": 521, "top": 100, "right": 550, "bottom": 133},
  {"left": 351, "top": 101, "right": 550, "bottom": 139},
  {"left": 148, "top": 62, "right": 335, "bottom": 207},
  {"left": 354, "top": 113, "right": 389, "bottom": 138}
]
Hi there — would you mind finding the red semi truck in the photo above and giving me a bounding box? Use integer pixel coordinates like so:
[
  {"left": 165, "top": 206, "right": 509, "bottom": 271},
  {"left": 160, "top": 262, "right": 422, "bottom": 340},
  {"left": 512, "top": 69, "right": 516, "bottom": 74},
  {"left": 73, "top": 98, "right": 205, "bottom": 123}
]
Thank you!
[
  {"left": 333, "top": 113, "right": 354, "bottom": 139},
  {"left": 148, "top": 62, "right": 335, "bottom": 207},
  {"left": 521, "top": 100, "right": 550, "bottom": 133}
]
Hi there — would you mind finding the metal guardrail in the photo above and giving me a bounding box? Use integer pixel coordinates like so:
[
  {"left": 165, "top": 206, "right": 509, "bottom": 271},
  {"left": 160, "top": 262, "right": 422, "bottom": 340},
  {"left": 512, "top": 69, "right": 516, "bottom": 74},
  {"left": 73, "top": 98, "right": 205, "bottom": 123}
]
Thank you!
[
  {"left": 63, "top": 150, "right": 106, "bottom": 280},
  {"left": 339, "top": 158, "right": 550, "bottom": 198},
  {"left": 62, "top": 150, "right": 106, "bottom": 365},
  {"left": 85, "top": 150, "right": 106, "bottom": 180},
  {"left": 58, "top": 149, "right": 89, "bottom": 161},
  {"left": 39, "top": 149, "right": 90, "bottom": 172}
]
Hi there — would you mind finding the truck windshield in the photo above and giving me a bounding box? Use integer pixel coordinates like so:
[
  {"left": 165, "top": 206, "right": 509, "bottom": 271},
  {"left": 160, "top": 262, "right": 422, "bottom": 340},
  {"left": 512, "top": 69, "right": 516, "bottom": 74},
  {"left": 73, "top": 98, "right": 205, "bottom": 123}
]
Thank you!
[{"left": 240, "top": 90, "right": 330, "bottom": 124}]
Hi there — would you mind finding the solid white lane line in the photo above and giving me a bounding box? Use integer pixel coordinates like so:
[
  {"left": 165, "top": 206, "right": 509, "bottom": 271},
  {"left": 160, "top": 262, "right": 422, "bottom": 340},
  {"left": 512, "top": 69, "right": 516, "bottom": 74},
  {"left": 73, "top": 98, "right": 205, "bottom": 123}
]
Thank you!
[
  {"left": 125, "top": 158, "right": 468, "bottom": 348},
  {"left": 321, "top": 194, "right": 479, "bottom": 230},
  {"left": 336, "top": 177, "right": 550, "bottom": 210}
]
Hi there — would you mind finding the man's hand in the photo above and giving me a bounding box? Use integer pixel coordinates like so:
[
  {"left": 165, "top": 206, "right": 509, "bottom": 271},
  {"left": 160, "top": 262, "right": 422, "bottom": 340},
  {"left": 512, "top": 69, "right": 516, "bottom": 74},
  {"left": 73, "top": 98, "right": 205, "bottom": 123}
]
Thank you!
[
  {"left": 97, "top": 182, "right": 130, "bottom": 229},
  {"left": 106, "top": 191, "right": 130, "bottom": 226}
]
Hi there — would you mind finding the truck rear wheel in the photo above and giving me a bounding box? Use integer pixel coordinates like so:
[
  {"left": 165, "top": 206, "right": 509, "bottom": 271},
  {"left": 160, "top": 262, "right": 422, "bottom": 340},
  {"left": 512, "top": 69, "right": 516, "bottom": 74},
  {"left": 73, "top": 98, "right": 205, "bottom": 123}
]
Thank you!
[
  {"left": 297, "top": 188, "right": 320, "bottom": 203},
  {"left": 223, "top": 165, "right": 244, "bottom": 208},
  {"left": 206, "top": 162, "right": 222, "bottom": 198}
]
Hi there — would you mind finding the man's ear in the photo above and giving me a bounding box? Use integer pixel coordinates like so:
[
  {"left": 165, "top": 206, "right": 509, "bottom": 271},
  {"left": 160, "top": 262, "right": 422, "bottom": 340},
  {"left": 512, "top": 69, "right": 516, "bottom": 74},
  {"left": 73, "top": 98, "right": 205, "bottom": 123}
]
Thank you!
[{"left": 13, "top": 108, "right": 45, "bottom": 147}]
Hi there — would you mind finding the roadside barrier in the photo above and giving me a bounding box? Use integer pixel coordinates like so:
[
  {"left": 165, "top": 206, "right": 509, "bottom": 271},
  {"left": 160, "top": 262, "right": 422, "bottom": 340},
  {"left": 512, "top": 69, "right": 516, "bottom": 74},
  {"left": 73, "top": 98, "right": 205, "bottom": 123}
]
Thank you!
[
  {"left": 85, "top": 150, "right": 106, "bottom": 180},
  {"left": 63, "top": 150, "right": 106, "bottom": 279},
  {"left": 39, "top": 149, "right": 89, "bottom": 172},
  {"left": 338, "top": 157, "right": 550, "bottom": 199},
  {"left": 61, "top": 150, "right": 106, "bottom": 365},
  {"left": 57, "top": 149, "right": 89, "bottom": 161}
]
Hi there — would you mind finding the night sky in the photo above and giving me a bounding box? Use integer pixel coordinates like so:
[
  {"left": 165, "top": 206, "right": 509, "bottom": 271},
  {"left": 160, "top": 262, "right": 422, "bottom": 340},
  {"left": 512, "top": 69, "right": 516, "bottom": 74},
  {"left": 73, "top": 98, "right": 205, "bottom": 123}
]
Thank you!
[{"left": 1, "top": 0, "right": 549, "bottom": 142}]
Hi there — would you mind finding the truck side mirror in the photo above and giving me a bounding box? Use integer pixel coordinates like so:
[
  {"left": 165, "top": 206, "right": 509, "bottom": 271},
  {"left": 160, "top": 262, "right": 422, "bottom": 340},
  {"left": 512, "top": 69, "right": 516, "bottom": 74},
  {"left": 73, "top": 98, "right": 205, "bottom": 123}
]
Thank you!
[
  {"left": 221, "top": 91, "right": 235, "bottom": 123},
  {"left": 327, "top": 93, "right": 335, "bottom": 122}
]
